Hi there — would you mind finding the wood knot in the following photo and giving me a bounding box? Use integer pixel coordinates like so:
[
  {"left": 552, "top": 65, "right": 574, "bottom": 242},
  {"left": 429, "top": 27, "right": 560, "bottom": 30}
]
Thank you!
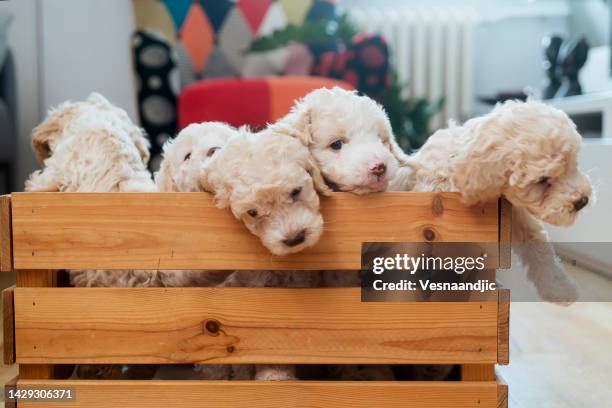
[
  {"left": 431, "top": 195, "right": 444, "bottom": 216},
  {"left": 226, "top": 345, "right": 235, "bottom": 353},
  {"left": 423, "top": 228, "right": 436, "bottom": 241},
  {"left": 203, "top": 319, "right": 220, "bottom": 335}
]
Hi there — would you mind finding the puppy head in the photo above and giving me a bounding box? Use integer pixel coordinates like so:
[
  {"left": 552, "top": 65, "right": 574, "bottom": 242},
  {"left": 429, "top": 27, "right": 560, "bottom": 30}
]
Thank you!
[
  {"left": 87, "top": 93, "right": 151, "bottom": 164},
  {"left": 32, "top": 93, "right": 151, "bottom": 166},
  {"left": 279, "top": 87, "right": 408, "bottom": 194},
  {"left": 204, "top": 129, "right": 328, "bottom": 256},
  {"left": 155, "top": 122, "right": 234, "bottom": 192},
  {"left": 452, "top": 100, "right": 592, "bottom": 226}
]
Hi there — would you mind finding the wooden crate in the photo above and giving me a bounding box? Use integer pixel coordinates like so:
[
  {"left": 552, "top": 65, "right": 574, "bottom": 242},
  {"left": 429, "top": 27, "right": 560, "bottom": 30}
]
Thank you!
[{"left": 1, "top": 193, "right": 510, "bottom": 408}]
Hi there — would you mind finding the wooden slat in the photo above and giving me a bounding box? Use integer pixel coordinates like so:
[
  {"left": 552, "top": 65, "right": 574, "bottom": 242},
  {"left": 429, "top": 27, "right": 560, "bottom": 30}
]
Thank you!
[
  {"left": 497, "top": 382, "right": 509, "bottom": 408},
  {"left": 498, "top": 198, "right": 512, "bottom": 269},
  {"left": 460, "top": 364, "right": 496, "bottom": 381},
  {"left": 497, "top": 289, "right": 510, "bottom": 365},
  {"left": 0, "top": 195, "right": 12, "bottom": 272},
  {"left": 11, "top": 192, "right": 500, "bottom": 270},
  {"left": 2, "top": 286, "right": 15, "bottom": 365},
  {"left": 4, "top": 376, "right": 17, "bottom": 408},
  {"left": 13, "top": 287, "right": 499, "bottom": 365},
  {"left": 14, "top": 380, "right": 502, "bottom": 408},
  {"left": 17, "top": 269, "right": 56, "bottom": 380}
]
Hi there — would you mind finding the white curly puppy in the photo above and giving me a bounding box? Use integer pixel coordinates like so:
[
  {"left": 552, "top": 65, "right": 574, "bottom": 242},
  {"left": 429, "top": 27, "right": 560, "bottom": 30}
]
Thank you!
[
  {"left": 274, "top": 87, "right": 409, "bottom": 195},
  {"left": 152, "top": 121, "right": 239, "bottom": 290},
  {"left": 273, "top": 87, "right": 405, "bottom": 381},
  {"left": 25, "top": 93, "right": 159, "bottom": 380},
  {"left": 203, "top": 127, "right": 331, "bottom": 256},
  {"left": 200, "top": 126, "right": 330, "bottom": 381},
  {"left": 390, "top": 100, "right": 593, "bottom": 303},
  {"left": 27, "top": 92, "right": 154, "bottom": 193},
  {"left": 26, "top": 93, "right": 159, "bottom": 289}
]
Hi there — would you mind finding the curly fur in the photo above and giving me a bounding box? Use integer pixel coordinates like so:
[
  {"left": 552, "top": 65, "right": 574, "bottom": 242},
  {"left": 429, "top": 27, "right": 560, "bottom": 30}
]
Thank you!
[
  {"left": 390, "top": 100, "right": 593, "bottom": 303},
  {"left": 274, "top": 87, "right": 409, "bottom": 194},
  {"left": 25, "top": 93, "right": 161, "bottom": 380}
]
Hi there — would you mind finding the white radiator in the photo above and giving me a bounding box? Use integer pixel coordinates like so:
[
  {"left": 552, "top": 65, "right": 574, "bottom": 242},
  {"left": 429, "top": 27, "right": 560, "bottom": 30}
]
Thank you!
[{"left": 349, "top": 8, "right": 477, "bottom": 129}]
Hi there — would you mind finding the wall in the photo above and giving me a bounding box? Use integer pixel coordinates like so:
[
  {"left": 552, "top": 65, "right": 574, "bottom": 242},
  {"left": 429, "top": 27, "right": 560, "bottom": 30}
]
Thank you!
[
  {"left": 40, "top": 0, "right": 138, "bottom": 120},
  {"left": 568, "top": 0, "right": 609, "bottom": 47},
  {"left": 0, "top": 0, "right": 41, "bottom": 189},
  {"left": 343, "top": 0, "right": 571, "bottom": 111}
]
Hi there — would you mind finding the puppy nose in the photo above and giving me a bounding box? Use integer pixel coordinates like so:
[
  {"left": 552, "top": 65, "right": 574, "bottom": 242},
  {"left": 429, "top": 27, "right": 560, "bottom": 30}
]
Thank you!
[
  {"left": 573, "top": 196, "right": 589, "bottom": 212},
  {"left": 283, "top": 229, "right": 307, "bottom": 247},
  {"left": 370, "top": 162, "right": 386, "bottom": 176}
]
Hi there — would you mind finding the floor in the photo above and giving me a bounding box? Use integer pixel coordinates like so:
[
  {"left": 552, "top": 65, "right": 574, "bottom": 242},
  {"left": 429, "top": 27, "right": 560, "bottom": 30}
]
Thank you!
[{"left": 0, "top": 266, "right": 610, "bottom": 408}]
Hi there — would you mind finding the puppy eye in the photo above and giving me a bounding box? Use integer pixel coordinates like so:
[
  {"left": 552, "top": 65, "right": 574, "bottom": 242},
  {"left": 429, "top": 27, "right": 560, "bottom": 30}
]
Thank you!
[
  {"left": 207, "top": 147, "right": 220, "bottom": 157},
  {"left": 329, "top": 140, "right": 343, "bottom": 150},
  {"left": 183, "top": 152, "right": 191, "bottom": 161},
  {"left": 290, "top": 187, "right": 302, "bottom": 200},
  {"left": 538, "top": 177, "right": 550, "bottom": 184},
  {"left": 247, "top": 209, "right": 258, "bottom": 218}
]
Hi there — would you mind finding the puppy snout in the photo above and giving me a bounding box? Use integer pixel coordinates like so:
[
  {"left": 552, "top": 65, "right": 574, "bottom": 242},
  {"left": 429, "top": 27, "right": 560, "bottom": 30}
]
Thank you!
[
  {"left": 283, "top": 229, "right": 307, "bottom": 247},
  {"left": 369, "top": 162, "right": 386, "bottom": 176},
  {"left": 573, "top": 196, "right": 589, "bottom": 212}
]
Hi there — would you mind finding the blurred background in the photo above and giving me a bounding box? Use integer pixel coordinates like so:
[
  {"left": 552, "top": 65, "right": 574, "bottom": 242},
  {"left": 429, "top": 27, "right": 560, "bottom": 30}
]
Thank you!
[
  {"left": 1, "top": 0, "right": 611, "bottom": 266},
  {"left": 0, "top": 1, "right": 611, "bottom": 405}
]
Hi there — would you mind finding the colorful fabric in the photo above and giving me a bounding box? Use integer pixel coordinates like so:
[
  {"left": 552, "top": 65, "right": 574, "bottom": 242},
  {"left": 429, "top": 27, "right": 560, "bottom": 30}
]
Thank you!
[
  {"left": 178, "top": 76, "right": 352, "bottom": 130},
  {"left": 132, "top": 0, "right": 336, "bottom": 77}
]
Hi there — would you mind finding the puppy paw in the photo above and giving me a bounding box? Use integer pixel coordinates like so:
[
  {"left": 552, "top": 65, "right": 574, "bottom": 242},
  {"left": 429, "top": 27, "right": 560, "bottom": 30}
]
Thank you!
[{"left": 536, "top": 274, "right": 579, "bottom": 306}]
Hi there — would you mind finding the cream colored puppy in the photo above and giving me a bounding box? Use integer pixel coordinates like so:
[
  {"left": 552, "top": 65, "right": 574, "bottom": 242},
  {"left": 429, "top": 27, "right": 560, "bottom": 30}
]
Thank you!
[
  {"left": 203, "top": 127, "right": 331, "bottom": 256},
  {"left": 153, "top": 122, "right": 236, "bottom": 289},
  {"left": 391, "top": 100, "right": 593, "bottom": 303},
  {"left": 274, "top": 87, "right": 408, "bottom": 194},
  {"left": 201, "top": 126, "right": 330, "bottom": 381},
  {"left": 25, "top": 93, "right": 159, "bottom": 380}
]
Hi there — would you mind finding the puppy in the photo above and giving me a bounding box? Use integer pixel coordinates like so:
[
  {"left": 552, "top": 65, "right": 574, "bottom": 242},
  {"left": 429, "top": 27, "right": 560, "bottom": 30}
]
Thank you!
[
  {"left": 25, "top": 93, "right": 159, "bottom": 379},
  {"left": 200, "top": 126, "right": 331, "bottom": 381},
  {"left": 390, "top": 100, "right": 592, "bottom": 303},
  {"left": 154, "top": 122, "right": 237, "bottom": 289},
  {"left": 274, "top": 87, "right": 407, "bottom": 381},
  {"left": 274, "top": 87, "right": 409, "bottom": 195}
]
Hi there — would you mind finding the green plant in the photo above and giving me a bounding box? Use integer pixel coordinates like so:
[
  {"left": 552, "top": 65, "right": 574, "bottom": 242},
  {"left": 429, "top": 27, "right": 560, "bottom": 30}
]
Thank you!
[
  {"left": 249, "top": 15, "right": 444, "bottom": 151},
  {"left": 379, "top": 73, "right": 445, "bottom": 150}
]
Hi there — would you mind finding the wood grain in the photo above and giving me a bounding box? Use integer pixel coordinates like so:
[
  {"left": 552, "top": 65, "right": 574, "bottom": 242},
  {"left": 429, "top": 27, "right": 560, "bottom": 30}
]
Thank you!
[
  {"left": 15, "top": 380, "right": 502, "bottom": 408},
  {"left": 497, "top": 289, "right": 510, "bottom": 365},
  {"left": 11, "top": 192, "right": 500, "bottom": 270},
  {"left": 461, "top": 364, "right": 496, "bottom": 381},
  {"left": 497, "top": 380, "right": 509, "bottom": 408},
  {"left": 13, "top": 287, "right": 499, "bottom": 365},
  {"left": 498, "top": 198, "right": 512, "bottom": 269},
  {"left": 2, "top": 286, "right": 14, "bottom": 365},
  {"left": 16, "top": 270, "right": 56, "bottom": 380},
  {"left": 0, "top": 195, "right": 12, "bottom": 272}
]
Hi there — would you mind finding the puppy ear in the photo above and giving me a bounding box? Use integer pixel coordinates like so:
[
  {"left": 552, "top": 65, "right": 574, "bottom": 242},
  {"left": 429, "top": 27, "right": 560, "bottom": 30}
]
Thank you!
[
  {"left": 274, "top": 99, "right": 313, "bottom": 146},
  {"left": 131, "top": 128, "right": 152, "bottom": 164},
  {"left": 449, "top": 132, "right": 509, "bottom": 205},
  {"left": 378, "top": 111, "right": 411, "bottom": 167},
  {"left": 154, "top": 157, "right": 176, "bottom": 192},
  {"left": 306, "top": 157, "right": 333, "bottom": 196}
]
